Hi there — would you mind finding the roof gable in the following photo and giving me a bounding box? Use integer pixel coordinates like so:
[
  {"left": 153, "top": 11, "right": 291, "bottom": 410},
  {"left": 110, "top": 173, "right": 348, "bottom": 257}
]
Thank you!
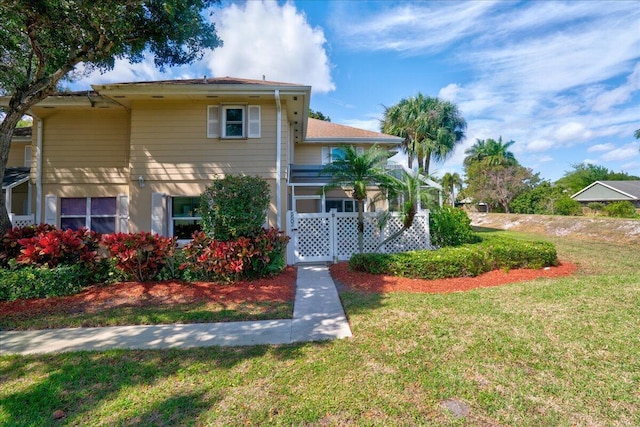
[
  {"left": 572, "top": 180, "right": 640, "bottom": 201},
  {"left": 305, "top": 118, "right": 402, "bottom": 144}
]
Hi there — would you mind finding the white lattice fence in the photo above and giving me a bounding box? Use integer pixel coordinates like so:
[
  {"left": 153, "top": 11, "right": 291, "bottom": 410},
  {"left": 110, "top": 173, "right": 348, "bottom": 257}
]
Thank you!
[
  {"left": 9, "top": 214, "right": 35, "bottom": 229},
  {"left": 287, "top": 210, "right": 431, "bottom": 264}
]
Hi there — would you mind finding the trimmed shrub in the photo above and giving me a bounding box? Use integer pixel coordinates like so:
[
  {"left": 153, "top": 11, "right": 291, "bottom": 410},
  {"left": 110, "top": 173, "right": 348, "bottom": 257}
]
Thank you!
[
  {"left": 101, "top": 232, "right": 177, "bottom": 282},
  {"left": 349, "top": 235, "right": 558, "bottom": 280},
  {"left": 429, "top": 206, "right": 480, "bottom": 247},
  {"left": 181, "top": 228, "right": 289, "bottom": 282},
  {"left": 604, "top": 201, "right": 637, "bottom": 218},
  {"left": 14, "top": 228, "right": 101, "bottom": 269},
  {"left": 0, "top": 264, "right": 91, "bottom": 301},
  {"left": 200, "top": 175, "right": 271, "bottom": 240},
  {"left": 478, "top": 235, "right": 558, "bottom": 270}
]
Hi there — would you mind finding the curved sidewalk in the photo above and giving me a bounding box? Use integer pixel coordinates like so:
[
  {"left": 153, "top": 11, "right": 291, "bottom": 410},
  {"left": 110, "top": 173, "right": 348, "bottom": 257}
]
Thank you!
[{"left": 0, "top": 265, "right": 352, "bottom": 355}]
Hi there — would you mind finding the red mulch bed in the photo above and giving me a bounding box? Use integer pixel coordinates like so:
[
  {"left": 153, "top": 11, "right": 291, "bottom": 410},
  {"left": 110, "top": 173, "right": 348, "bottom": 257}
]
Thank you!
[
  {"left": 329, "top": 262, "right": 577, "bottom": 294},
  {"left": 0, "top": 267, "right": 297, "bottom": 317}
]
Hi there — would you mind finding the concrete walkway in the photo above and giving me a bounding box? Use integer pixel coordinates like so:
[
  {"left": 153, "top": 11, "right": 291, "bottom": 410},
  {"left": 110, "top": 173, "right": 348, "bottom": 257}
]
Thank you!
[{"left": 0, "top": 265, "right": 352, "bottom": 355}]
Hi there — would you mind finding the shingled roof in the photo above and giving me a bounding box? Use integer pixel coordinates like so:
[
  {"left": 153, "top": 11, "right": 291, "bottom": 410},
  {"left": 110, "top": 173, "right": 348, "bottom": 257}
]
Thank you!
[{"left": 305, "top": 118, "right": 402, "bottom": 143}]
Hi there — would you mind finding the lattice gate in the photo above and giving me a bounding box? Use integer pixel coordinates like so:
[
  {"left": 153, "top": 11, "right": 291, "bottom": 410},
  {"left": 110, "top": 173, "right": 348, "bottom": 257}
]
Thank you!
[{"left": 287, "top": 210, "right": 431, "bottom": 264}]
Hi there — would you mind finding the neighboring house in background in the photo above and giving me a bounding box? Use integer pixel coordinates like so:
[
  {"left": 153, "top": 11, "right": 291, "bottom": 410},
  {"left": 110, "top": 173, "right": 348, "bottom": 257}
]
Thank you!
[
  {"left": 3, "top": 127, "right": 32, "bottom": 226},
  {"left": 1, "top": 77, "right": 435, "bottom": 262},
  {"left": 571, "top": 180, "right": 640, "bottom": 208}
]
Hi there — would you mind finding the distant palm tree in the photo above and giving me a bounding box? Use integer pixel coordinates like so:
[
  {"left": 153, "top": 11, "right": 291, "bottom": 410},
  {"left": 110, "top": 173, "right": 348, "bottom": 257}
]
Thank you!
[
  {"left": 322, "top": 145, "right": 393, "bottom": 253},
  {"left": 382, "top": 93, "right": 466, "bottom": 175},
  {"left": 464, "top": 137, "right": 517, "bottom": 167},
  {"left": 441, "top": 172, "right": 463, "bottom": 206},
  {"left": 635, "top": 129, "right": 640, "bottom": 139}
]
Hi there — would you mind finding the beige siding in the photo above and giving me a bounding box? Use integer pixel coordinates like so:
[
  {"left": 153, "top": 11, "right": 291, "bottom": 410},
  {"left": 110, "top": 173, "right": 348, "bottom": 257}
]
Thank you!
[
  {"left": 130, "top": 100, "right": 280, "bottom": 181},
  {"left": 41, "top": 110, "right": 129, "bottom": 184},
  {"left": 293, "top": 143, "right": 396, "bottom": 164},
  {"left": 129, "top": 179, "right": 279, "bottom": 233},
  {"left": 7, "top": 141, "right": 29, "bottom": 168},
  {"left": 293, "top": 144, "right": 321, "bottom": 164}
]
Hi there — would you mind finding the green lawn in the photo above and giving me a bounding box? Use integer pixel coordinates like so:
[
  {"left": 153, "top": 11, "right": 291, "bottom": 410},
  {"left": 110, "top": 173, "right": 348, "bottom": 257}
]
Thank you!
[
  {"left": 0, "top": 300, "right": 294, "bottom": 331},
  {"left": 1, "top": 230, "right": 638, "bottom": 426}
]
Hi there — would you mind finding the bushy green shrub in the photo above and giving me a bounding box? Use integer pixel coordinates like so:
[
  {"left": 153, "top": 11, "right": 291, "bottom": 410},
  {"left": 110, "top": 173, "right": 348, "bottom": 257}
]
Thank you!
[
  {"left": 181, "top": 228, "right": 289, "bottom": 281},
  {"left": 349, "top": 235, "right": 558, "bottom": 280},
  {"left": 0, "top": 264, "right": 92, "bottom": 301},
  {"left": 429, "top": 206, "right": 480, "bottom": 247},
  {"left": 200, "top": 175, "right": 270, "bottom": 240},
  {"left": 587, "top": 202, "right": 605, "bottom": 214},
  {"left": 349, "top": 253, "right": 394, "bottom": 275},
  {"left": 554, "top": 195, "right": 583, "bottom": 216},
  {"left": 478, "top": 235, "right": 558, "bottom": 270},
  {"left": 604, "top": 201, "right": 637, "bottom": 218}
]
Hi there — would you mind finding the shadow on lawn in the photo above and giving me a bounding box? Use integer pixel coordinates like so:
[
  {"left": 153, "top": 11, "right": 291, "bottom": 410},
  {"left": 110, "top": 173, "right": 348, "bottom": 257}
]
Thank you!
[{"left": 0, "top": 342, "right": 323, "bottom": 426}]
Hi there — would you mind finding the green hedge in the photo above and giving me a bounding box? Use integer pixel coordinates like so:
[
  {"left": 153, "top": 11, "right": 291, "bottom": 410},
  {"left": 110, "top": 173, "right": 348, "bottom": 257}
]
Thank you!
[
  {"left": 349, "top": 234, "right": 558, "bottom": 280},
  {"left": 0, "top": 264, "right": 93, "bottom": 301}
]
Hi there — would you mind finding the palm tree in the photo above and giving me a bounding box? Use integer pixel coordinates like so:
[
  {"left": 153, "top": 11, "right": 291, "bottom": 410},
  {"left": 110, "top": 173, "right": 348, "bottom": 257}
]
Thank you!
[
  {"left": 321, "top": 145, "right": 393, "bottom": 253},
  {"left": 382, "top": 93, "right": 466, "bottom": 175},
  {"left": 441, "top": 172, "right": 463, "bottom": 206},
  {"left": 463, "top": 136, "right": 517, "bottom": 167}
]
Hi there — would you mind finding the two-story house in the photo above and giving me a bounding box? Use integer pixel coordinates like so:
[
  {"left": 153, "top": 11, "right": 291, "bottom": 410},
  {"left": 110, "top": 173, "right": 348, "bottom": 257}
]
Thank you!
[{"left": 2, "top": 77, "right": 434, "bottom": 263}]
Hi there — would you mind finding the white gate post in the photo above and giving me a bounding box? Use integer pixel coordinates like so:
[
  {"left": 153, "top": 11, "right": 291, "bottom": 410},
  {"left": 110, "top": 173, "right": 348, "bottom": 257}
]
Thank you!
[{"left": 330, "top": 208, "right": 337, "bottom": 263}]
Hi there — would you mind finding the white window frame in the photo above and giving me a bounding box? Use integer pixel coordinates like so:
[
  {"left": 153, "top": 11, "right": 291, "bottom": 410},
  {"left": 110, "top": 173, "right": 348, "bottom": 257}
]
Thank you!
[
  {"left": 59, "top": 197, "right": 117, "bottom": 233},
  {"left": 325, "top": 198, "right": 360, "bottom": 213},
  {"left": 322, "top": 146, "right": 364, "bottom": 165},
  {"left": 207, "top": 104, "right": 261, "bottom": 139},
  {"left": 168, "top": 196, "right": 203, "bottom": 243}
]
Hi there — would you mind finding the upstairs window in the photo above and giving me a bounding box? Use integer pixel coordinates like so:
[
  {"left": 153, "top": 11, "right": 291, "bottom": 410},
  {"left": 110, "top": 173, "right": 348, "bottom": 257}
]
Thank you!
[
  {"left": 325, "top": 199, "right": 359, "bottom": 213},
  {"left": 207, "top": 105, "right": 261, "bottom": 139},
  {"left": 321, "top": 146, "right": 364, "bottom": 164}
]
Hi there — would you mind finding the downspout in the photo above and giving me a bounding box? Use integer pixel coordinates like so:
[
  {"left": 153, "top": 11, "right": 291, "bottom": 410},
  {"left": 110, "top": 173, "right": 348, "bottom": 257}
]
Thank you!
[
  {"left": 35, "top": 119, "right": 43, "bottom": 224},
  {"left": 275, "top": 90, "right": 282, "bottom": 229}
]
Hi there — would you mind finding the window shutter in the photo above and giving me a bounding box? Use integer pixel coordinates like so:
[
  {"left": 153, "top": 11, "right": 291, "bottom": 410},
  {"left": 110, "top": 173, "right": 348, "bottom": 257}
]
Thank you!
[
  {"left": 248, "top": 105, "right": 261, "bottom": 138},
  {"left": 151, "top": 192, "right": 167, "bottom": 236},
  {"left": 117, "top": 194, "right": 129, "bottom": 233},
  {"left": 44, "top": 194, "right": 57, "bottom": 225},
  {"left": 207, "top": 105, "right": 219, "bottom": 138},
  {"left": 356, "top": 147, "right": 365, "bottom": 155},
  {"left": 321, "top": 147, "right": 330, "bottom": 165}
]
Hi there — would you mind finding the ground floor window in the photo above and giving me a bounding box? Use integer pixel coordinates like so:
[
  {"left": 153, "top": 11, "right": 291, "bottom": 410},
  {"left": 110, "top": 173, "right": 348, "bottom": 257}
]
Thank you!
[
  {"left": 170, "top": 196, "right": 202, "bottom": 239},
  {"left": 60, "top": 197, "right": 116, "bottom": 233},
  {"left": 325, "top": 199, "right": 359, "bottom": 213}
]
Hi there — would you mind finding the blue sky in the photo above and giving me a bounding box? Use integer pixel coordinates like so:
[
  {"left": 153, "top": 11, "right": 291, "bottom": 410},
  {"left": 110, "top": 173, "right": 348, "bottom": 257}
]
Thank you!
[{"left": 71, "top": 0, "right": 640, "bottom": 182}]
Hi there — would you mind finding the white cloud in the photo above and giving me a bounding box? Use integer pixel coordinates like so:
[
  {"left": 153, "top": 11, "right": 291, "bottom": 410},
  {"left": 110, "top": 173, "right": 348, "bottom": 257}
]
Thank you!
[
  {"left": 438, "top": 84, "right": 462, "bottom": 102},
  {"left": 336, "top": 1, "right": 498, "bottom": 54},
  {"left": 600, "top": 143, "right": 640, "bottom": 162},
  {"left": 553, "top": 122, "right": 593, "bottom": 143},
  {"left": 621, "top": 160, "right": 640, "bottom": 173},
  {"left": 71, "top": 54, "right": 168, "bottom": 87},
  {"left": 592, "top": 62, "right": 640, "bottom": 112},
  {"left": 588, "top": 143, "right": 616, "bottom": 153},
  {"left": 207, "top": 1, "right": 334, "bottom": 92},
  {"left": 525, "top": 139, "right": 555, "bottom": 153}
]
